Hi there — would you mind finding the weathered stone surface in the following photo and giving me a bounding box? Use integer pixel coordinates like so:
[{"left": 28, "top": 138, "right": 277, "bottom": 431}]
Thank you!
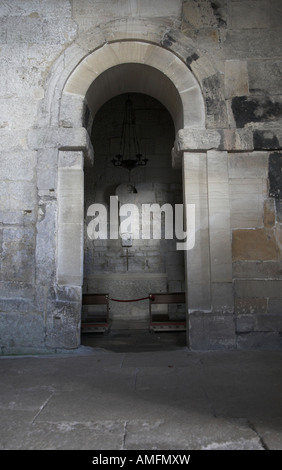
[
  {"left": 222, "top": 29, "right": 282, "bottom": 59},
  {"left": 28, "top": 127, "right": 91, "bottom": 151},
  {"left": 45, "top": 300, "right": 81, "bottom": 349},
  {"left": 231, "top": 96, "right": 282, "bottom": 128},
  {"left": 254, "top": 129, "right": 282, "bottom": 150},
  {"left": 248, "top": 60, "right": 282, "bottom": 96},
  {"left": 35, "top": 200, "right": 57, "bottom": 283},
  {"left": 264, "top": 199, "right": 276, "bottom": 228},
  {"left": 228, "top": 152, "right": 269, "bottom": 179},
  {"left": 235, "top": 298, "right": 268, "bottom": 316},
  {"left": 0, "top": 0, "right": 72, "bottom": 18},
  {"left": 0, "top": 0, "right": 282, "bottom": 352},
  {"left": 189, "top": 312, "right": 236, "bottom": 350},
  {"left": 256, "top": 314, "right": 282, "bottom": 332},
  {"left": 224, "top": 60, "right": 249, "bottom": 99},
  {"left": 0, "top": 312, "right": 45, "bottom": 353},
  {"left": 182, "top": 0, "right": 225, "bottom": 29},
  {"left": 233, "top": 260, "right": 282, "bottom": 280},
  {"left": 232, "top": 229, "right": 278, "bottom": 261},
  {"left": 234, "top": 280, "right": 282, "bottom": 300},
  {"left": 72, "top": 0, "right": 182, "bottom": 30},
  {"left": 176, "top": 128, "right": 253, "bottom": 152},
  {"left": 235, "top": 315, "right": 255, "bottom": 334},
  {"left": 269, "top": 152, "right": 282, "bottom": 199},
  {"left": 228, "top": 1, "right": 272, "bottom": 30},
  {"left": 229, "top": 178, "right": 267, "bottom": 229},
  {"left": 203, "top": 73, "right": 228, "bottom": 128},
  {"left": 237, "top": 332, "right": 282, "bottom": 350},
  {"left": 5, "top": 17, "right": 77, "bottom": 45}
]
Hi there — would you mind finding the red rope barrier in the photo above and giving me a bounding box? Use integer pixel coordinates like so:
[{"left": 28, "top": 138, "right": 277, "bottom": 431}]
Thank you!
[{"left": 107, "top": 295, "right": 155, "bottom": 302}]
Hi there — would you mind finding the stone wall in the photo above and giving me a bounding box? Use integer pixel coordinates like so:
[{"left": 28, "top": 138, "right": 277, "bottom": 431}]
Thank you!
[{"left": 0, "top": 0, "right": 281, "bottom": 352}]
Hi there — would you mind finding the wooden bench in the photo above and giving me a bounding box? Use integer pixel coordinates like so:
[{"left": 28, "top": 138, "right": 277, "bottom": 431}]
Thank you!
[
  {"left": 149, "top": 292, "right": 186, "bottom": 331},
  {"left": 81, "top": 293, "right": 110, "bottom": 333}
]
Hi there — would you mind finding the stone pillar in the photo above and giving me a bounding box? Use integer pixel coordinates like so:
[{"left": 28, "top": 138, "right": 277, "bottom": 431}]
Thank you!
[
  {"left": 45, "top": 150, "right": 84, "bottom": 350},
  {"left": 57, "top": 150, "right": 84, "bottom": 286},
  {"left": 207, "top": 150, "right": 233, "bottom": 313},
  {"left": 176, "top": 128, "right": 254, "bottom": 349},
  {"left": 182, "top": 151, "right": 212, "bottom": 314}
]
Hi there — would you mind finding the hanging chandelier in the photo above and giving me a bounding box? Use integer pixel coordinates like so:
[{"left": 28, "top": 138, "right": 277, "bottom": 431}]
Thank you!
[{"left": 111, "top": 96, "right": 148, "bottom": 171}]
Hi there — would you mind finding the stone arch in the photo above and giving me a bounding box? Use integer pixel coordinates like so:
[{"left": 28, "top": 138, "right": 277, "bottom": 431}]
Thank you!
[
  {"left": 55, "top": 39, "right": 206, "bottom": 290},
  {"left": 61, "top": 41, "right": 205, "bottom": 132},
  {"left": 34, "top": 26, "right": 216, "bottom": 349}
]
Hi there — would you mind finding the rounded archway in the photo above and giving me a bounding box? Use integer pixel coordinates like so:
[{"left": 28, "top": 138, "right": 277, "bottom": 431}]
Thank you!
[
  {"left": 41, "top": 38, "right": 206, "bottom": 349},
  {"left": 56, "top": 40, "right": 205, "bottom": 288},
  {"left": 61, "top": 41, "right": 205, "bottom": 133}
]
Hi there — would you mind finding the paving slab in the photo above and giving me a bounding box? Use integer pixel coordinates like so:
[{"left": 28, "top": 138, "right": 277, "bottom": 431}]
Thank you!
[{"left": 0, "top": 332, "right": 282, "bottom": 450}]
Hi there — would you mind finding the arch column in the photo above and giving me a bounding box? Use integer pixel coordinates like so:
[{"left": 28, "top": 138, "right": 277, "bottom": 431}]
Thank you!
[{"left": 176, "top": 128, "right": 254, "bottom": 349}]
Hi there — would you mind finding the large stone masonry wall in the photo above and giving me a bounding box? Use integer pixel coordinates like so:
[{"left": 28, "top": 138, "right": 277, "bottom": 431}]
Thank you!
[
  {"left": 231, "top": 152, "right": 282, "bottom": 349},
  {"left": 0, "top": 0, "right": 281, "bottom": 352}
]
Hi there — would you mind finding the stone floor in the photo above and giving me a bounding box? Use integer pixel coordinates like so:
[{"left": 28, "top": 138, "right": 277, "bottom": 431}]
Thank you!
[{"left": 1, "top": 329, "right": 282, "bottom": 450}]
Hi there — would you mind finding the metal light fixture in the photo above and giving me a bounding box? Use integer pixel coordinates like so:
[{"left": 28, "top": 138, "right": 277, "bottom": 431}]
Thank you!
[{"left": 112, "top": 96, "right": 148, "bottom": 171}]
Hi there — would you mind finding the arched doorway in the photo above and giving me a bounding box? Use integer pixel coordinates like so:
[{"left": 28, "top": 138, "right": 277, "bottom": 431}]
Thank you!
[
  {"left": 50, "top": 40, "right": 206, "bottom": 349},
  {"left": 82, "top": 92, "right": 185, "bottom": 341}
]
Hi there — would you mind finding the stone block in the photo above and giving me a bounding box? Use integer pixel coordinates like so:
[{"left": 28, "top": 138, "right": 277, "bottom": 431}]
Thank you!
[
  {"left": 36, "top": 200, "right": 57, "bottom": 282},
  {"left": 0, "top": 281, "right": 34, "bottom": 300},
  {"left": 72, "top": 0, "right": 182, "bottom": 24},
  {"left": 57, "top": 223, "right": 83, "bottom": 286},
  {"left": 207, "top": 151, "right": 232, "bottom": 284},
  {"left": 235, "top": 298, "right": 268, "bottom": 315},
  {"left": 45, "top": 300, "right": 81, "bottom": 349},
  {"left": 224, "top": 60, "right": 249, "bottom": 99},
  {"left": 229, "top": 1, "right": 271, "bottom": 30},
  {"left": 6, "top": 17, "right": 77, "bottom": 45},
  {"left": 211, "top": 283, "right": 234, "bottom": 313},
  {"left": 187, "top": 282, "right": 211, "bottom": 312},
  {"left": 264, "top": 199, "right": 276, "bottom": 228},
  {"left": 0, "top": 151, "right": 36, "bottom": 181},
  {"left": 254, "top": 129, "right": 282, "bottom": 150},
  {"left": 235, "top": 315, "right": 255, "bottom": 333},
  {"left": 0, "top": 312, "right": 45, "bottom": 353},
  {"left": 268, "top": 298, "right": 282, "bottom": 315},
  {"left": 0, "top": 129, "right": 28, "bottom": 151},
  {"left": 229, "top": 179, "right": 267, "bottom": 229},
  {"left": 232, "top": 95, "right": 282, "bottom": 129},
  {"left": 59, "top": 94, "right": 86, "bottom": 128},
  {"left": 234, "top": 280, "right": 282, "bottom": 299},
  {"left": 37, "top": 167, "right": 57, "bottom": 192},
  {"left": 0, "top": 180, "right": 37, "bottom": 213},
  {"left": 0, "top": 97, "right": 38, "bottom": 130},
  {"left": 2, "top": 226, "right": 35, "bottom": 283},
  {"left": 223, "top": 30, "right": 282, "bottom": 59},
  {"left": 176, "top": 128, "right": 253, "bottom": 152},
  {"left": 248, "top": 60, "right": 282, "bottom": 95},
  {"left": 256, "top": 314, "right": 282, "bottom": 332},
  {"left": 233, "top": 260, "right": 282, "bottom": 280},
  {"left": 28, "top": 127, "right": 91, "bottom": 152},
  {"left": 237, "top": 332, "right": 282, "bottom": 350},
  {"left": 189, "top": 312, "right": 236, "bottom": 350},
  {"left": 228, "top": 152, "right": 269, "bottom": 179},
  {"left": 232, "top": 228, "right": 278, "bottom": 261},
  {"left": 0, "top": 0, "right": 72, "bottom": 18},
  {"left": 182, "top": 0, "right": 219, "bottom": 29}
]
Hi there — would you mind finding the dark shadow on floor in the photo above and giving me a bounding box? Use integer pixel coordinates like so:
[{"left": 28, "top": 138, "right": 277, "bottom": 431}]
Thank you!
[{"left": 81, "top": 329, "right": 187, "bottom": 352}]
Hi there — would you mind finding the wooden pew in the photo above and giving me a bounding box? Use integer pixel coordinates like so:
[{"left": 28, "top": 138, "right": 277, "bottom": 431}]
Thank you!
[
  {"left": 81, "top": 293, "right": 110, "bottom": 333},
  {"left": 149, "top": 292, "right": 186, "bottom": 331}
]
